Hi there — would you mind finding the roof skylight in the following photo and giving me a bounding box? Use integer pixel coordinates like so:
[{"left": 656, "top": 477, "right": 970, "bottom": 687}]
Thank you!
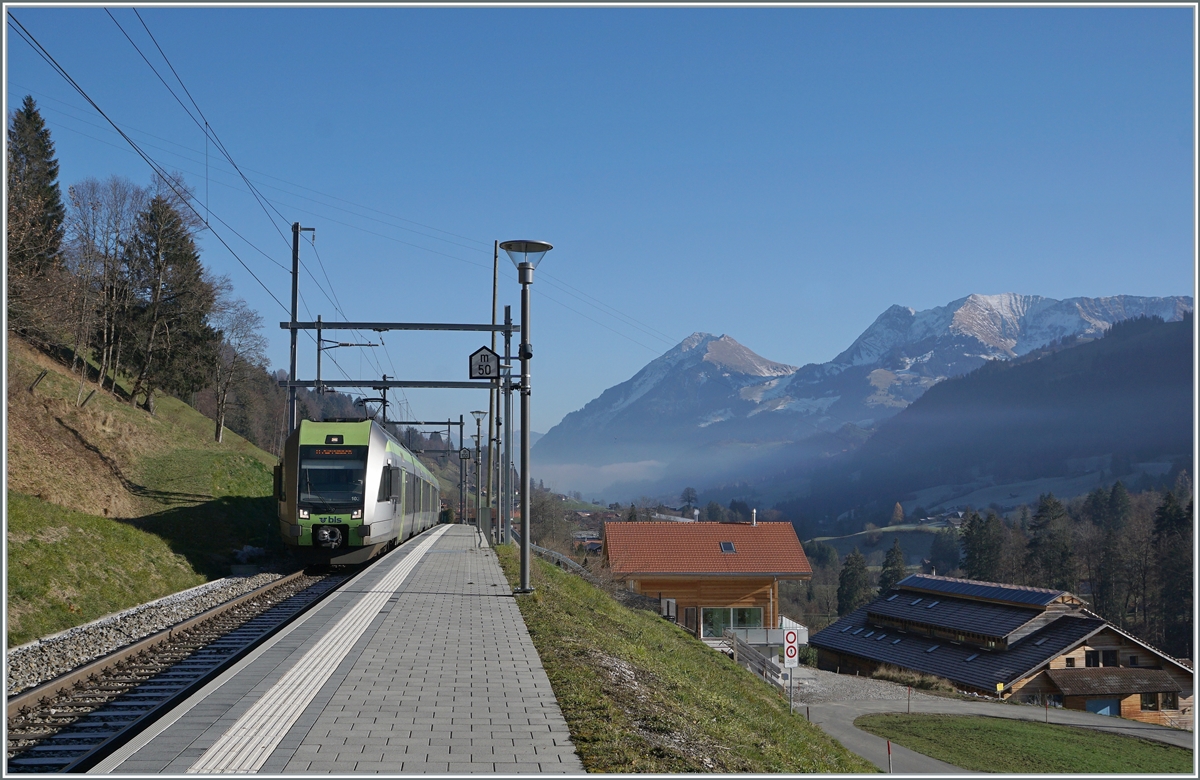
[
  {"left": 719, "top": 541, "right": 736, "bottom": 553},
  {"left": 926, "top": 645, "right": 940, "bottom": 653},
  {"left": 911, "top": 598, "right": 923, "bottom": 605},
  {"left": 925, "top": 600, "right": 940, "bottom": 609},
  {"left": 965, "top": 653, "right": 979, "bottom": 662}
]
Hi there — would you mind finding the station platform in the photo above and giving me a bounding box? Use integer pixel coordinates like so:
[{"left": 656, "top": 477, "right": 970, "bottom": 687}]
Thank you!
[{"left": 93, "top": 525, "right": 584, "bottom": 774}]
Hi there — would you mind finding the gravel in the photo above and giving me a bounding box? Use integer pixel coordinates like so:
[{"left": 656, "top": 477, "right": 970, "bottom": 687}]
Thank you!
[
  {"left": 6, "top": 572, "right": 285, "bottom": 697},
  {"left": 784, "top": 666, "right": 946, "bottom": 704}
]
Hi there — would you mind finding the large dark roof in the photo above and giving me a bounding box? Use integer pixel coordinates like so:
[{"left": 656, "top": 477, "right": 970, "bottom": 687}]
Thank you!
[
  {"left": 810, "top": 608, "right": 1105, "bottom": 693},
  {"left": 867, "top": 592, "right": 1044, "bottom": 640},
  {"left": 895, "top": 573, "right": 1074, "bottom": 607},
  {"left": 1045, "top": 668, "right": 1182, "bottom": 697}
]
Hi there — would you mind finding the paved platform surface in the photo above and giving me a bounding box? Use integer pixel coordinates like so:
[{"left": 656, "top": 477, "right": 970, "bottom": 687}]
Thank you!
[{"left": 94, "top": 525, "right": 584, "bottom": 774}]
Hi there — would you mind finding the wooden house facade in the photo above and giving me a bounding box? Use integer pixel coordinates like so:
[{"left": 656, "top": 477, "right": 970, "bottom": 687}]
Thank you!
[
  {"left": 603, "top": 521, "right": 811, "bottom": 638},
  {"left": 810, "top": 574, "right": 1193, "bottom": 729}
]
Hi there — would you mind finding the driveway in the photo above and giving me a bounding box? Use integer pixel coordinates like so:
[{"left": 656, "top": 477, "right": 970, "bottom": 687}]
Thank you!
[{"left": 783, "top": 667, "right": 1193, "bottom": 773}]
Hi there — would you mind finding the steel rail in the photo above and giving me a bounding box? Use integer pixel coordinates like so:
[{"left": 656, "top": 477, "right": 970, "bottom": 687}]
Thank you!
[
  {"left": 5, "top": 571, "right": 306, "bottom": 720},
  {"left": 5, "top": 570, "right": 350, "bottom": 773}
]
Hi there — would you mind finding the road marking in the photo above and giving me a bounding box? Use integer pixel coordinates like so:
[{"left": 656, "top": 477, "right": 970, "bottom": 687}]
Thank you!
[{"left": 186, "top": 525, "right": 450, "bottom": 774}]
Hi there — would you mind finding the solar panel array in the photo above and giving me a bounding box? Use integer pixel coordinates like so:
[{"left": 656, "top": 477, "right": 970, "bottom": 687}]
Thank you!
[
  {"left": 895, "top": 574, "right": 1066, "bottom": 606},
  {"left": 810, "top": 606, "right": 1105, "bottom": 693}
]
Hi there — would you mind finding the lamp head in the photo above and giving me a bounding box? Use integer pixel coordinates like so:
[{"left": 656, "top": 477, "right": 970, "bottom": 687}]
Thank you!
[
  {"left": 500, "top": 240, "right": 553, "bottom": 270},
  {"left": 471, "top": 410, "right": 487, "bottom": 424}
]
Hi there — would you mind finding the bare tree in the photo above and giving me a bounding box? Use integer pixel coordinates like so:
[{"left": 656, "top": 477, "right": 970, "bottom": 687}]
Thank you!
[{"left": 210, "top": 280, "right": 267, "bottom": 442}]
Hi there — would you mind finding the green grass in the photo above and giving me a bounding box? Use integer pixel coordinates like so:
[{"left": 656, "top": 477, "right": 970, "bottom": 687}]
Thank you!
[
  {"left": 6, "top": 492, "right": 207, "bottom": 646},
  {"left": 7, "top": 337, "right": 283, "bottom": 645},
  {"left": 854, "top": 713, "right": 1193, "bottom": 774},
  {"left": 494, "top": 544, "right": 877, "bottom": 773}
]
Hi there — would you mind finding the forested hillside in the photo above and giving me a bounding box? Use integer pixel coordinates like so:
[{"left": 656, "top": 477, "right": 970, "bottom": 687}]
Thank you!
[{"left": 779, "top": 313, "right": 1193, "bottom": 529}]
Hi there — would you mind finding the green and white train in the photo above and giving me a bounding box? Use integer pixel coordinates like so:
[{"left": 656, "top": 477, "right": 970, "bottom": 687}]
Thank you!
[{"left": 275, "top": 419, "right": 441, "bottom": 564}]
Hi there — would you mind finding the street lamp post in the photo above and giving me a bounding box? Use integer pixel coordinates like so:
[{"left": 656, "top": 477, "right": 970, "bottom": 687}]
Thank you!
[
  {"left": 500, "top": 240, "right": 552, "bottom": 594},
  {"left": 471, "top": 410, "right": 487, "bottom": 541}
]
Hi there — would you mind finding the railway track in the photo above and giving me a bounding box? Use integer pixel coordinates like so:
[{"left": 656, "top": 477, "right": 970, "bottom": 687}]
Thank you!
[{"left": 6, "top": 568, "right": 354, "bottom": 773}]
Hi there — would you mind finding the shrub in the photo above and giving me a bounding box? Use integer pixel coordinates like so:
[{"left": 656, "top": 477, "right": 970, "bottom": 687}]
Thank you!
[{"left": 871, "top": 663, "right": 956, "bottom": 693}]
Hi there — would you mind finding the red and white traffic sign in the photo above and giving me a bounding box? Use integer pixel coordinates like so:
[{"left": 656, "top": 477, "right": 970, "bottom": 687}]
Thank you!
[{"left": 784, "top": 628, "right": 800, "bottom": 668}]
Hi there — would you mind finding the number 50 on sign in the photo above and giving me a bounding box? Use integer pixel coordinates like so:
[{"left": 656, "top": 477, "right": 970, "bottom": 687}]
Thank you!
[{"left": 469, "top": 346, "right": 499, "bottom": 379}]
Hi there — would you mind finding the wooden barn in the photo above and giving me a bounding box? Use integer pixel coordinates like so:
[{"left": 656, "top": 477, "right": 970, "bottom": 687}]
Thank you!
[
  {"left": 602, "top": 521, "right": 811, "bottom": 637},
  {"left": 810, "top": 573, "right": 1193, "bottom": 729}
]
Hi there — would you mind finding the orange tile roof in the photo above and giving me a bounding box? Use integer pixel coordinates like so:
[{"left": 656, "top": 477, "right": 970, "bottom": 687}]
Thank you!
[{"left": 604, "top": 521, "right": 811, "bottom": 578}]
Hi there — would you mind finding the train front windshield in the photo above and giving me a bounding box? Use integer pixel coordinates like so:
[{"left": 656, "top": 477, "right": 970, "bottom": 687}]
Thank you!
[{"left": 298, "top": 446, "right": 367, "bottom": 508}]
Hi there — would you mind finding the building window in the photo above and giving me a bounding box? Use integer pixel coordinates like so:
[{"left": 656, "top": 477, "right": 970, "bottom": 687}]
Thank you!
[
  {"left": 733, "top": 607, "right": 763, "bottom": 629},
  {"left": 700, "top": 607, "right": 762, "bottom": 638},
  {"left": 1141, "top": 693, "right": 1159, "bottom": 711},
  {"left": 1129, "top": 655, "right": 1139, "bottom": 667},
  {"left": 1085, "top": 651, "right": 1100, "bottom": 668},
  {"left": 1102, "top": 650, "right": 1118, "bottom": 667},
  {"left": 1065, "top": 657, "right": 1075, "bottom": 668},
  {"left": 1162, "top": 691, "right": 1179, "bottom": 710}
]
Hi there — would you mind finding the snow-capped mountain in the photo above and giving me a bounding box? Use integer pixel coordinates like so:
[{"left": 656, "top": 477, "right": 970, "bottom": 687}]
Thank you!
[{"left": 532, "top": 294, "right": 1192, "bottom": 494}]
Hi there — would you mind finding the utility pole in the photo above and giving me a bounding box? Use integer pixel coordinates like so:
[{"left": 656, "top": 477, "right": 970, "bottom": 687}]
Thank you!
[
  {"left": 487, "top": 240, "right": 499, "bottom": 545},
  {"left": 458, "top": 414, "right": 465, "bottom": 524},
  {"left": 288, "top": 222, "right": 314, "bottom": 434},
  {"left": 502, "top": 305, "right": 513, "bottom": 543}
]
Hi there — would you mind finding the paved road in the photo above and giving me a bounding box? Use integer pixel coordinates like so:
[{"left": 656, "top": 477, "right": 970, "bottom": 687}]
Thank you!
[{"left": 788, "top": 668, "right": 1193, "bottom": 773}]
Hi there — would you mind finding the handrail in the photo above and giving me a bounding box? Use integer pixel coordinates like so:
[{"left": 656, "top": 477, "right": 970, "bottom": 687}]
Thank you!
[{"left": 724, "top": 628, "right": 784, "bottom": 690}]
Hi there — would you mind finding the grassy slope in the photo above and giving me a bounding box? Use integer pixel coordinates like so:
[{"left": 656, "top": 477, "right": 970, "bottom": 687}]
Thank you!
[
  {"left": 6, "top": 337, "right": 279, "bottom": 646},
  {"left": 494, "top": 545, "right": 877, "bottom": 773},
  {"left": 855, "top": 713, "right": 1192, "bottom": 774}
]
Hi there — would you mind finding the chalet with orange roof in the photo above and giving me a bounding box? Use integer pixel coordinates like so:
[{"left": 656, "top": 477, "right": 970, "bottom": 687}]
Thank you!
[{"left": 603, "top": 521, "right": 811, "bottom": 638}]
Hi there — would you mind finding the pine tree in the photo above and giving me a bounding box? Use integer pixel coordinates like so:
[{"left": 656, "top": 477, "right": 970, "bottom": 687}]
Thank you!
[
  {"left": 877, "top": 539, "right": 907, "bottom": 594},
  {"left": 837, "top": 548, "right": 871, "bottom": 616},
  {"left": 889, "top": 502, "right": 905, "bottom": 526},
  {"left": 7, "top": 95, "right": 64, "bottom": 276},
  {"left": 1107, "top": 481, "right": 1131, "bottom": 533},
  {"left": 1155, "top": 492, "right": 1192, "bottom": 657},
  {"left": 928, "top": 528, "right": 962, "bottom": 576},
  {"left": 1025, "top": 493, "right": 1075, "bottom": 591},
  {"left": 125, "top": 194, "right": 216, "bottom": 410},
  {"left": 962, "top": 510, "right": 1002, "bottom": 581},
  {"left": 626, "top": 503, "right": 638, "bottom": 522}
]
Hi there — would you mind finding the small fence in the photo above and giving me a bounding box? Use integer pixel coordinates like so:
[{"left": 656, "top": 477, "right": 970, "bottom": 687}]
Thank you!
[{"left": 508, "top": 530, "right": 586, "bottom": 574}]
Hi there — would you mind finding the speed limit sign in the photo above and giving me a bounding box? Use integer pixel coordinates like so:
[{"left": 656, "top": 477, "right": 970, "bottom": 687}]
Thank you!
[{"left": 784, "top": 628, "right": 800, "bottom": 668}]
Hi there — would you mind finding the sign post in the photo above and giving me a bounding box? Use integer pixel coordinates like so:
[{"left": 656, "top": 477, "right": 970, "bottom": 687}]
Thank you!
[{"left": 784, "top": 628, "right": 799, "bottom": 714}]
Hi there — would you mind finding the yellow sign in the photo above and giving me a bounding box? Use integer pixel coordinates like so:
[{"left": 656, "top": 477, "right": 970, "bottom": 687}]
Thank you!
[{"left": 996, "top": 683, "right": 1004, "bottom": 692}]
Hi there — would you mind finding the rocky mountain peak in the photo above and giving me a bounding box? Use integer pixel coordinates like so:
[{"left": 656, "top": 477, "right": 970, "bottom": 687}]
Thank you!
[{"left": 701, "top": 335, "right": 797, "bottom": 377}]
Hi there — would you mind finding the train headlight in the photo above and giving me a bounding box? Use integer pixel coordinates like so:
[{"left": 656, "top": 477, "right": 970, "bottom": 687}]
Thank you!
[
  {"left": 351, "top": 509, "right": 362, "bottom": 519},
  {"left": 298, "top": 509, "right": 309, "bottom": 519}
]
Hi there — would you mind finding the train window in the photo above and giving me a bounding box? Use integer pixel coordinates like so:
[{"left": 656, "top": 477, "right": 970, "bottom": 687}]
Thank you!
[
  {"left": 299, "top": 458, "right": 365, "bottom": 504},
  {"left": 378, "top": 468, "right": 390, "bottom": 502}
]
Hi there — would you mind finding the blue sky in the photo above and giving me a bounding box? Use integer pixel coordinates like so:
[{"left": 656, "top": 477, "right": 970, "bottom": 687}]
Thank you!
[{"left": 6, "top": 6, "right": 1195, "bottom": 434}]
